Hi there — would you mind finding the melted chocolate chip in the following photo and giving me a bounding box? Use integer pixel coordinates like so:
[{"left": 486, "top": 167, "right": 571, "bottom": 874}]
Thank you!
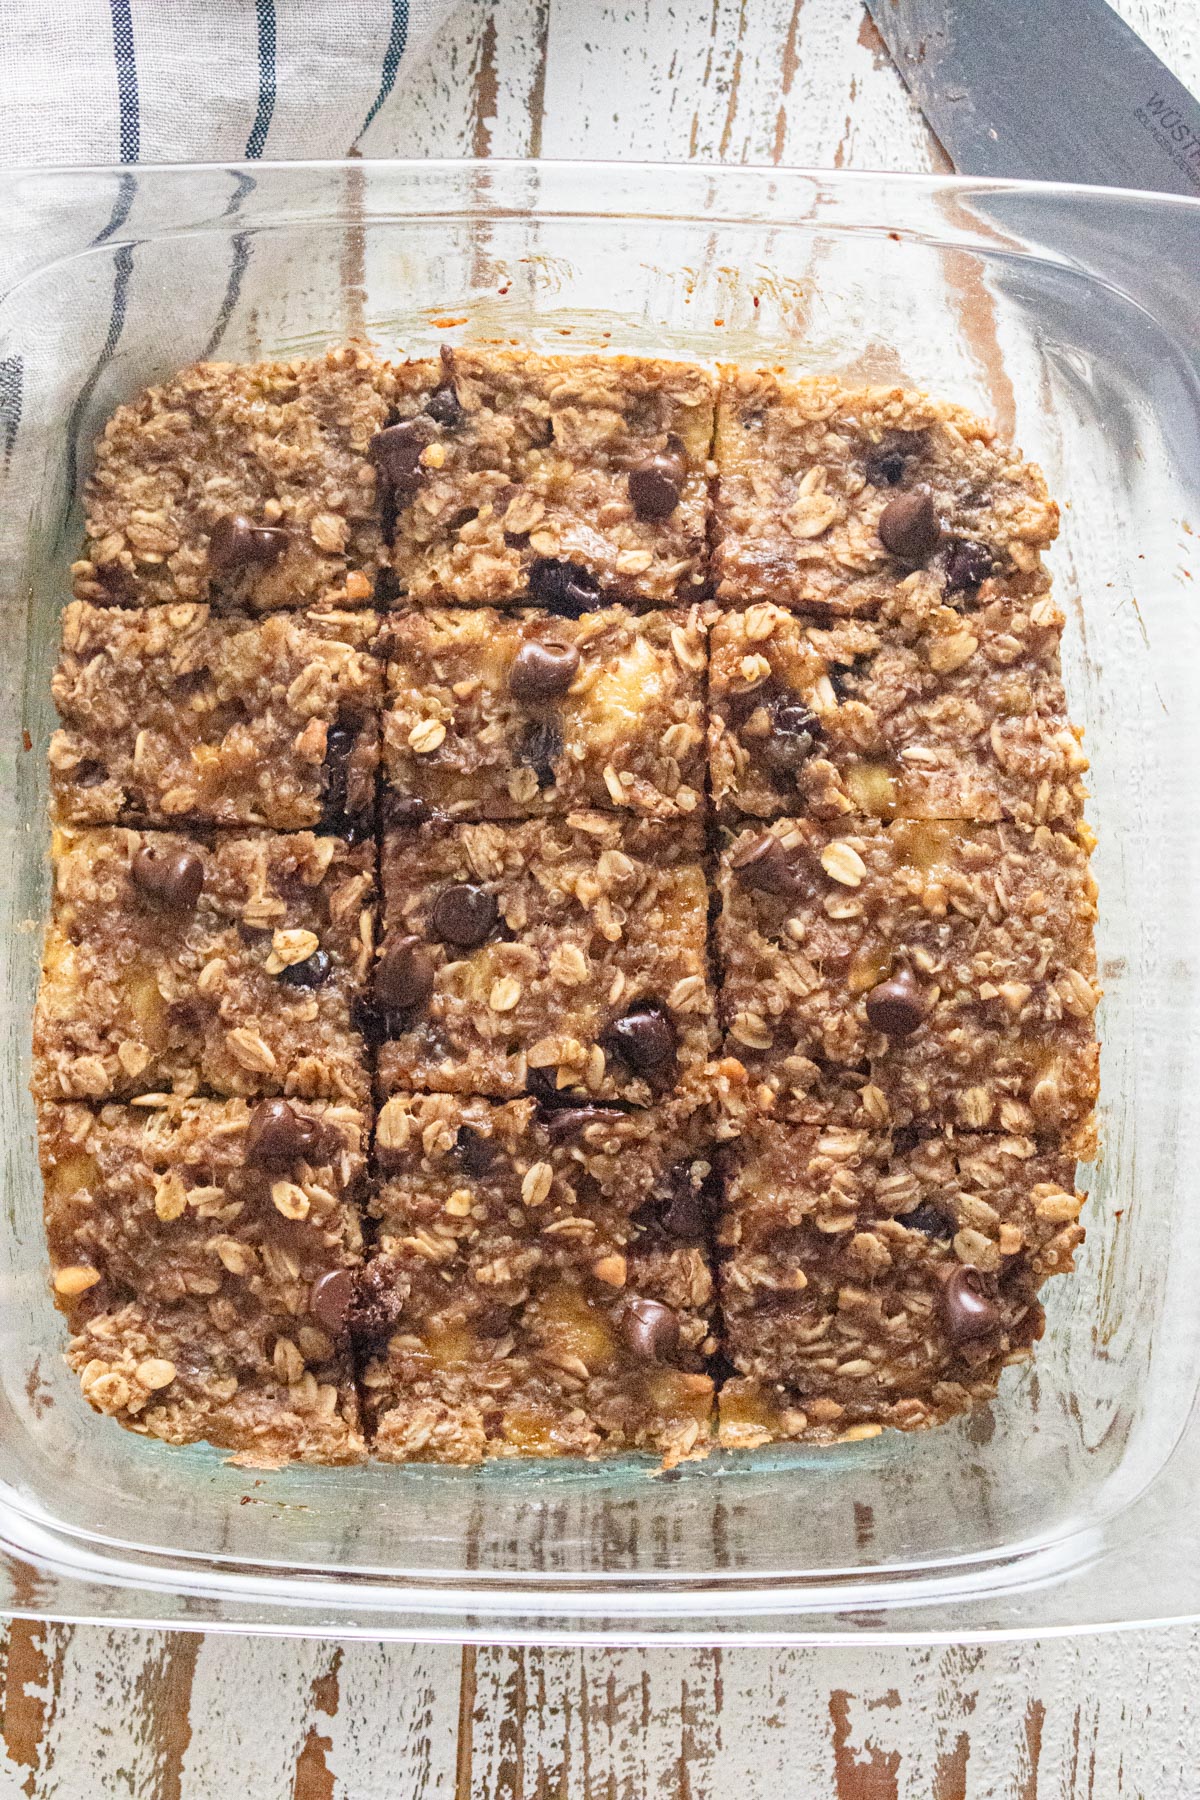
[
  {"left": 620, "top": 1295, "right": 681, "bottom": 1362},
  {"left": 730, "top": 832, "right": 799, "bottom": 896},
  {"left": 347, "top": 1257, "right": 407, "bottom": 1350},
  {"left": 943, "top": 538, "right": 994, "bottom": 595},
  {"left": 604, "top": 1001, "right": 678, "bottom": 1082},
  {"left": 430, "top": 883, "right": 497, "bottom": 949},
  {"left": 518, "top": 718, "right": 562, "bottom": 788},
  {"left": 424, "top": 384, "right": 464, "bottom": 430},
  {"left": 74, "top": 758, "right": 108, "bottom": 787},
  {"left": 527, "top": 557, "right": 601, "bottom": 618},
  {"left": 309, "top": 1269, "right": 355, "bottom": 1335},
  {"left": 508, "top": 639, "right": 580, "bottom": 705},
  {"left": 761, "top": 698, "right": 819, "bottom": 775},
  {"left": 279, "top": 949, "right": 332, "bottom": 989},
  {"left": 207, "top": 514, "right": 289, "bottom": 574},
  {"left": 864, "top": 971, "right": 927, "bottom": 1039},
  {"left": 539, "top": 1104, "right": 620, "bottom": 1143},
  {"left": 878, "top": 490, "right": 941, "bottom": 562},
  {"left": 244, "top": 1098, "right": 326, "bottom": 1171},
  {"left": 322, "top": 720, "right": 356, "bottom": 829},
  {"left": 131, "top": 845, "right": 204, "bottom": 911},
  {"left": 383, "top": 793, "right": 431, "bottom": 829},
  {"left": 375, "top": 935, "right": 436, "bottom": 1011},
  {"left": 370, "top": 417, "right": 435, "bottom": 495},
  {"left": 655, "top": 1162, "right": 713, "bottom": 1239},
  {"left": 865, "top": 450, "right": 906, "bottom": 487},
  {"left": 902, "top": 1203, "right": 955, "bottom": 1240},
  {"left": 628, "top": 436, "right": 687, "bottom": 520},
  {"left": 455, "top": 1125, "right": 499, "bottom": 1175},
  {"left": 942, "top": 1264, "right": 1000, "bottom": 1343}
]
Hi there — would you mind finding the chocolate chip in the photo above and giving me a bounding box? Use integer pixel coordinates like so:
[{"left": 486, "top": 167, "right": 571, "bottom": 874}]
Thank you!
[
  {"left": 508, "top": 639, "right": 580, "bottom": 705},
  {"left": 902, "top": 1203, "right": 954, "bottom": 1240},
  {"left": 131, "top": 844, "right": 204, "bottom": 911},
  {"left": 207, "top": 514, "right": 289, "bottom": 573},
  {"left": 424, "top": 384, "right": 464, "bottom": 430},
  {"left": 878, "top": 491, "right": 941, "bottom": 562},
  {"left": 604, "top": 1001, "right": 678, "bottom": 1080},
  {"left": 430, "top": 883, "right": 497, "bottom": 949},
  {"left": 865, "top": 971, "right": 927, "bottom": 1038},
  {"left": 943, "top": 539, "right": 994, "bottom": 595},
  {"left": 322, "top": 720, "right": 356, "bottom": 829},
  {"left": 540, "top": 1105, "right": 619, "bottom": 1142},
  {"left": 455, "top": 1125, "right": 498, "bottom": 1175},
  {"left": 761, "top": 698, "right": 819, "bottom": 775},
  {"left": 527, "top": 557, "right": 601, "bottom": 618},
  {"left": 656, "top": 1162, "right": 712, "bottom": 1239},
  {"left": 347, "top": 1256, "right": 406, "bottom": 1350},
  {"left": 383, "top": 793, "right": 431, "bottom": 829},
  {"left": 730, "top": 832, "right": 798, "bottom": 896},
  {"left": 244, "top": 1098, "right": 326, "bottom": 1171},
  {"left": 628, "top": 436, "right": 687, "bottom": 521},
  {"left": 865, "top": 450, "right": 906, "bottom": 487},
  {"left": 518, "top": 718, "right": 561, "bottom": 788},
  {"left": 309, "top": 1269, "right": 355, "bottom": 1335},
  {"left": 74, "top": 758, "right": 108, "bottom": 787},
  {"left": 376, "top": 935, "right": 436, "bottom": 1011},
  {"left": 942, "top": 1265, "right": 1000, "bottom": 1342},
  {"left": 370, "top": 417, "right": 435, "bottom": 495},
  {"left": 620, "top": 1295, "right": 681, "bottom": 1362},
  {"left": 279, "top": 949, "right": 331, "bottom": 989}
]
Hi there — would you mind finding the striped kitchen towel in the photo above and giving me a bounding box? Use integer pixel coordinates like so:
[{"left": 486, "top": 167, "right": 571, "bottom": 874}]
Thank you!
[{"left": 2, "top": 0, "right": 460, "bottom": 166}]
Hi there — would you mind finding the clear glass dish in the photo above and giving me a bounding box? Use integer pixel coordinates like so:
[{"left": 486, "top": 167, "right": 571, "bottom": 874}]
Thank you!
[{"left": 1, "top": 158, "right": 1198, "bottom": 1646}]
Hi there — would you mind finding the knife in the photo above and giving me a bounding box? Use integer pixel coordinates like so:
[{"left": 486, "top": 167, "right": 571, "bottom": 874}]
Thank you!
[{"left": 864, "top": 0, "right": 1200, "bottom": 196}]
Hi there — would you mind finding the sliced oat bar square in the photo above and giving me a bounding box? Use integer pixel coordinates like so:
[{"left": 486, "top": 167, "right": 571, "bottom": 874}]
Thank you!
[
  {"left": 715, "top": 1118, "right": 1083, "bottom": 1447},
  {"left": 71, "top": 344, "right": 413, "bottom": 611},
  {"left": 39, "top": 1095, "right": 369, "bottom": 1464},
  {"left": 712, "top": 372, "right": 1058, "bottom": 615},
  {"left": 708, "top": 580, "right": 1087, "bottom": 828},
  {"left": 359, "top": 1091, "right": 716, "bottom": 1463},
  {"left": 33, "top": 828, "right": 375, "bottom": 1105},
  {"left": 373, "top": 813, "right": 714, "bottom": 1105},
  {"left": 381, "top": 602, "right": 708, "bottom": 821},
  {"left": 385, "top": 348, "right": 715, "bottom": 606},
  {"left": 715, "top": 815, "right": 1099, "bottom": 1146},
  {"left": 50, "top": 601, "right": 381, "bottom": 833}
]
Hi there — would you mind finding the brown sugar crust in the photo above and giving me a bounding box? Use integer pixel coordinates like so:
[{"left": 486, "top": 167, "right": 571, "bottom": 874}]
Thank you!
[
  {"left": 712, "top": 372, "right": 1058, "bottom": 614},
  {"left": 716, "top": 815, "right": 1099, "bottom": 1147},
  {"left": 389, "top": 349, "right": 715, "bottom": 605},
  {"left": 50, "top": 601, "right": 381, "bottom": 831},
  {"left": 382, "top": 602, "right": 709, "bottom": 820},
  {"left": 70, "top": 344, "right": 403, "bottom": 612},
  {"left": 34, "top": 828, "right": 374, "bottom": 1105},
  {"left": 709, "top": 581, "right": 1088, "bottom": 828},
  {"left": 376, "top": 813, "right": 714, "bottom": 1105},
  {"left": 40, "top": 1096, "right": 367, "bottom": 1464}
]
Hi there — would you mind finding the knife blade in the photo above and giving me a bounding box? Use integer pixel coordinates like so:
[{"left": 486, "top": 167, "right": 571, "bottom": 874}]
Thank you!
[{"left": 864, "top": 0, "right": 1200, "bottom": 196}]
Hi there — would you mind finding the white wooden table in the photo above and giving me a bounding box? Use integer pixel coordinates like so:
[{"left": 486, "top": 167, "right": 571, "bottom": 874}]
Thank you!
[{"left": 5, "top": 2, "right": 1200, "bottom": 1792}]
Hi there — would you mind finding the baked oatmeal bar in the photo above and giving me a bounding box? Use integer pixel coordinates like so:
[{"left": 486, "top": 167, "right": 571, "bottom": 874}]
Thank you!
[
  {"left": 358, "top": 1091, "right": 716, "bottom": 1462},
  {"left": 381, "top": 602, "right": 708, "bottom": 820},
  {"left": 373, "top": 814, "right": 714, "bottom": 1105},
  {"left": 40, "top": 1095, "right": 368, "bottom": 1463},
  {"left": 34, "top": 828, "right": 375, "bottom": 1104},
  {"left": 709, "top": 581, "right": 1088, "bottom": 827},
  {"left": 49, "top": 601, "right": 381, "bottom": 833},
  {"left": 715, "top": 1118, "right": 1083, "bottom": 1447},
  {"left": 716, "top": 815, "right": 1099, "bottom": 1145},
  {"left": 712, "top": 373, "right": 1058, "bottom": 614},
  {"left": 384, "top": 348, "right": 715, "bottom": 606},
  {"left": 70, "top": 344, "right": 403, "bottom": 612}
]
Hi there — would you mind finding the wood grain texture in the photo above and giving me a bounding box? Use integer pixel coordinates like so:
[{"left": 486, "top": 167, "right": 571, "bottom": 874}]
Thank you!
[{"left": 7, "top": 0, "right": 1200, "bottom": 1795}]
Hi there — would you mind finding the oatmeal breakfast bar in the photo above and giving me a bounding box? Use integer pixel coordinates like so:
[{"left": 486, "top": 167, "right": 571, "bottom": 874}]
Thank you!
[
  {"left": 34, "top": 827, "right": 375, "bottom": 1105},
  {"left": 358, "top": 1090, "right": 716, "bottom": 1462},
  {"left": 715, "top": 1118, "right": 1084, "bottom": 1447},
  {"left": 49, "top": 601, "right": 381, "bottom": 833},
  {"left": 381, "top": 602, "right": 708, "bottom": 820},
  {"left": 70, "top": 344, "right": 399, "bottom": 612},
  {"left": 712, "top": 372, "right": 1059, "bottom": 615},
  {"left": 383, "top": 348, "right": 715, "bottom": 606},
  {"left": 39, "top": 1095, "right": 368, "bottom": 1463},
  {"left": 716, "top": 814, "right": 1099, "bottom": 1146},
  {"left": 708, "top": 580, "right": 1088, "bottom": 828},
  {"left": 374, "top": 812, "right": 714, "bottom": 1105}
]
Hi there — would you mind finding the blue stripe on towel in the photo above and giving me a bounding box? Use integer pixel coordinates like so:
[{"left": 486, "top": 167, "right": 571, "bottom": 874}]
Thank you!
[
  {"left": 0, "top": 357, "right": 23, "bottom": 471},
  {"left": 246, "top": 0, "right": 278, "bottom": 159},
  {"left": 357, "top": 0, "right": 410, "bottom": 141},
  {"left": 108, "top": 0, "right": 140, "bottom": 163}
]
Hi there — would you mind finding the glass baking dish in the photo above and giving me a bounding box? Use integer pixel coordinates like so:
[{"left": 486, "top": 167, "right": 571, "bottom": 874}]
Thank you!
[{"left": 1, "top": 158, "right": 1198, "bottom": 1646}]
